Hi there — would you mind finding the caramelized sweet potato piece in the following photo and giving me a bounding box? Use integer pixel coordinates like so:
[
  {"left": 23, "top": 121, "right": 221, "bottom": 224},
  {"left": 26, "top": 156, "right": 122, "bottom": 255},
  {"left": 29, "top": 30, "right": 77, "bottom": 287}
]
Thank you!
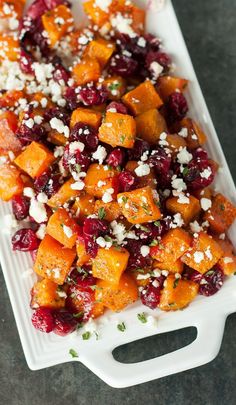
[
  {"left": 153, "top": 259, "right": 184, "bottom": 274},
  {"left": 46, "top": 208, "right": 81, "bottom": 249},
  {"left": 181, "top": 232, "right": 223, "bottom": 274},
  {"left": 117, "top": 186, "right": 161, "bottom": 224},
  {"left": 135, "top": 108, "right": 167, "bottom": 144},
  {"left": 92, "top": 246, "right": 130, "bottom": 285},
  {"left": 0, "top": 33, "right": 19, "bottom": 61},
  {"left": 76, "top": 236, "right": 91, "bottom": 266},
  {"left": 72, "top": 56, "right": 101, "bottom": 86},
  {"left": 130, "top": 5, "right": 145, "bottom": 35},
  {"left": 70, "top": 107, "right": 102, "bottom": 129},
  {"left": 47, "top": 130, "right": 67, "bottom": 146},
  {"left": 166, "top": 195, "right": 201, "bottom": 224},
  {"left": 95, "top": 272, "right": 138, "bottom": 312},
  {"left": 157, "top": 76, "right": 188, "bottom": 101},
  {"left": 159, "top": 275, "right": 198, "bottom": 311},
  {"left": 125, "top": 160, "right": 157, "bottom": 189},
  {"left": 94, "top": 200, "right": 122, "bottom": 222},
  {"left": 165, "top": 134, "right": 187, "bottom": 155},
  {"left": 0, "top": 163, "right": 24, "bottom": 201},
  {"left": 180, "top": 118, "right": 207, "bottom": 149},
  {"left": 42, "top": 5, "right": 74, "bottom": 47},
  {"left": 99, "top": 111, "right": 136, "bottom": 148},
  {"left": 0, "top": 90, "right": 25, "bottom": 108},
  {"left": 103, "top": 76, "right": 126, "bottom": 100},
  {"left": 130, "top": 268, "right": 152, "bottom": 288},
  {"left": 72, "top": 193, "right": 95, "bottom": 220},
  {"left": 83, "top": 38, "right": 116, "bottom": 67},
  {"left": 0, "top": 0, "right": 25, "bottom": 21},
  {"left": 47, "top": 178, "right": 81, "bottom": 208},
  {"left": 193, "top": 187, "right": 213, "bottom": 200},
  {"left": 84, "top": 163, "right": 118, "bottom": 199},
  {"left": 83, "top": 0, "right": 108, "bottom": 27},
  {"left": 122, "top": 81, "right": 163, "bottom": 115},
  {"left": 0, "top": 111, "right": 21, "bottom": 152},
  {"left": 204, "top": 193, "right": 236, "bottom": 233},
  {"left": 31, "top": 279, "right": 66, "bottom": 309},
  {"left": 14, "top": 141, "right": 55, "bottom": 178},
  {"left": 218, "top": 254, "right": 236, "bottom": 276},
  {"left": 34, "top": 234, "right": 76, "bottom": 285}
]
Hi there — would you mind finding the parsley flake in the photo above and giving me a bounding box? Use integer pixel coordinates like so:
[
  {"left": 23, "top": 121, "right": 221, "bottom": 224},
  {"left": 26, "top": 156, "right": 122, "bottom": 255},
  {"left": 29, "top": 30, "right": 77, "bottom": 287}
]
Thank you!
[
  {"left": 173, "top": 278, "right": 179, "bottom": 289},
  {"left": 69, "top": 348, "right": 78, "bottom": 358},
  {"left": 82, "top": 331, "right": 91, "bottom": 340},
  {"left": 98, "top": 207, "right": 106, "bottom": 220},
  {"left": 137, "top": 312, "right": 147, "bottom": 323},
  {"left": 117, "top": 322, "right": 126, "bottom": 332}
]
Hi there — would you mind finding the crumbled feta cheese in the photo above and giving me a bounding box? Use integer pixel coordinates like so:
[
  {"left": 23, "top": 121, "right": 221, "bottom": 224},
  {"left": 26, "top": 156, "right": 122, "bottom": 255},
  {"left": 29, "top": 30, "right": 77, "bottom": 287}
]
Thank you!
[
  {"left": 171, "top": 213, "right": 184, "bottom": 228},
  {"left": 96, "top": 236, "right": 112, "bottom": 249},
  {"left": 95, "top": 0, "right": 112, "bottom": 12},
  {"left": 54, "top": 146, "right": 64, "bottom": 158},
  {"left": 200, "top": 198, "right": 212, "bottom": 211},
  {"left": 193, "top": 251, "right": 204, "bottom": 263},
  {"left": 23, "top": 187, "right": 35, "bottom": 198},
  {"left": 150, "top": 61, "right": 163, "bottom": 79},
  {"left": 162, "top": 270, "right": 169, "bottom": 277},
  {"left": 37, "top": 192, "right": 48, "bottom": 203},
  {"left": 137, "top": 273, "right": 151, "bottom": 280},
  {"left": 97, "top": 180, "right": 106, "bottom": 187},
  {"left": 223, "top": 257, "right": 234, "bottom": 264},
  {"left": 190, "top": 220, "right": 202, "bottom": 233},
  {"left": 111, "top": 13, "right": 136, "bottom": 38},
  {"left": 92, "top": 145, "right": 107, "bottom": 164},
  {"left": 175, "top": 273, "right": 181, "bottom": 279},
  {"left": 140, "top": 245, "right": 150, "bottom": 257},
  {"left": 36, "top": 224, "right": 46, "bottom": 240},
  {"left": 69, "top": 141, "right": 85, "bottom": 153},
  {"left": 102, "top": 188, "right": 114, "bottom": 203},
  {"left": 177, "top": 193, "right": 190, "bottom": 204},
  {"left": 50, "top": 117, "right": 69, "bottom": 137},
  {"left": 205, "top": 247, "right": 213, "bottom": 260},
  {"left": 71, "top": 181, "right": 85, "bottom": 190},
  {"left": 63, "top": 225, "right": 73, "bottom": 238},
  {"left": 110, "top": 220, "right": 126, "bottom": 244},
  {"left": 57, "top": 290, "right": 67, "bottom": 298},
  {"left": 135, "top": 163, "right": 150, "bottom": 177},
  {"left": 24, "top": 118, "right": 34, "bottom": 129},
  {"left": 219, "top": 233, "right": 225, "bottom": 240},
  {"left": 34, "top": 115, "right": 43, "bottom": 125},
  {"left": 177, "top": 147, "right": 193, "bottom": 164},
  {"left": 178, "top": 127, "right": 188, "bottom": 138},
  {"left": 29, "top": 199, "right": 47, "bottom": 223},
  {"left": 200, "top": 168, "right": 212, "bottom": 179},
  {"left": 152, "top": 279, "right": 160, "bottom": 287}
]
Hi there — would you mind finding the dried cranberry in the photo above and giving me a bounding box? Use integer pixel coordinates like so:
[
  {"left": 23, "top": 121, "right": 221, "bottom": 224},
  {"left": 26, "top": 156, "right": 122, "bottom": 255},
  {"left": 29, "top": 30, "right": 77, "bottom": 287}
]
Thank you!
[
  {"left": 79, "top": 85, "right": 108, "bottom": 106},
  {"left": 145, "top": 34, "right": 161, "bottom": 51},
  {"left": 106, "top": 101, "right": 128, "bottom": 114},
  {"left": 16, "top": 122, "right": 46, "bottom": 145},
  {"left": 146, "top": 51, "right": 171, "bottom": 71},
  {"left": 183, "top": 267, "right": 202, "bottom": 283},
  {"left": 63, "top": 144, "right": 91, "bottom": 172},
  {"left": 19, "top": 49, "right": 34, "bottom": 75},
  {"left": 199, "top": 268, "right": 224, "bottom": 297},
  {"left": 141, "top": 285, "right": 161, "bottom": 309},
  {"left": 12, "top": 195, "right": 30, "bottom": 221},
  {"left": 66, "top": 273, "right": 96, "bottom": 322},
  {"left": 64, "top": 87, "right": 79, "bottom": 110},
  {"left": 128, "top": 139, "right": 150, "bottom": 161},
  {"left": 44, "top": 0, "right": 68, "bottom": 9},
  {"left": 148, "top": 147, "right": 171, "bottom": 177},
  {"left": 184, "top": 160, "right": 215, "bottom": 190},
  {"left": 107, "top": 148, "right": 125, "bottom": 168},
  {"left": 53, "top": 64, "right": 70, "bottom": 85},
  {"left": 69, "top": 123, "right": 98, "bottom": 151},
  {"left": 31, "top": 21, "right": 51, "bottom": 56},
  {"left": 32, "top": 307, "right": 55, "bottom": 333},
  {"left": 44, "top": 107, "right": 70, "bottom": 126},
  {"left": 53, "top": 310, "right": 77, "bottom": 336},
  {"left": 12, "top": 229, "right": 40, "bottom": 252},
  {"left": 166, "top": 92, "right": 188, "bottom": 123},
  {"left": 118, "top": 170, "right": 137, "bottom": 192},
  {"left": 109, "top": 54, "right": 138, "bottom": 77},
  {"left": 134, "top": 221, "right": 167, "bottom": 242},
  {"left": 25, "top": 0, "right": 47, "bottom": 20},
  {"left": 126, "top": 240, "right": 152, "bottom": 271},
  {"left": 83, "top": 218, "right": 108, "bottom": 238},
  {"left": 34, "top": 168, "right": 61, "bottom": 198}
]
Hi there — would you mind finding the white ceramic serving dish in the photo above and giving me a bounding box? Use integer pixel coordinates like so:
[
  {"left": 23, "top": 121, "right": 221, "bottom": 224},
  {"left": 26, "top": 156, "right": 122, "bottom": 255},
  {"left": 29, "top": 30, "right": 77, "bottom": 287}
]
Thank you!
[{"left": 0, "top": 0, "right": 236, "bottom": 389}]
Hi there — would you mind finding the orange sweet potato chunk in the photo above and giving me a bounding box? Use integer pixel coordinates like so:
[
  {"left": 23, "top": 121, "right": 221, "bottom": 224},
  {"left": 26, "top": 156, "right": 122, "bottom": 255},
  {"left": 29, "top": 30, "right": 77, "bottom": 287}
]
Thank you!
[
  {"left": 122, "top": 81, "right": 163, "bottom": 115},
  {"left": 34, "top": 234, "right": 76, "bottom": 285},
  {"left": 99, "top": 111, "right": 136, "bottom": 148},
  {"left": 150, "top": 228, "right": 192, "bottom": 264},
  {"left": 0, "top": 111, "right": 22, "bottom": 152},
  {"left": 83, "top": 38, "right": 116, "bottom": 67},
  {"left": 14, "top": 141, "right": 55, "bottom": 178},
  {"left": 72, "top": 193, "right": 95, "bottom": 220},
  {"left": 157, "top": 76, "right": 188, "bottom": 101},
  {"left": 166, "top": 195, "right": 201, "bottom": 224},
  {"left": 159, "top": 275, "right": 199, "bottom": 311},
  {"left": 46, "top": 208, "right": 80, "bottom": 249},
  {"left": 181, "top": 232, "right": 223, "bottom": 274},
  {"left": 125, "top": 160, "right": 157, "bottom": 189},
  {"left": 76, "top": 236, "right": 91, "bottom": 266},
  {"left": 47, "top": 130, "right": 67, "bottom": 146},
  {"left": 218, "top": 254, "right": 236, "bottom": 276},
  {"left": 0, "top": 90, "right": 25, "bottom": 109},
  {"left": 70, "top": 107, "right": 102, "bottom": 129},
  {"left": 84, "top": 164, "right": 118, "bottom": 199},
  {"left": 92, "top": 246, "right": 130, "bottom": 285},
  {"left": 204, "top": 193, "right": 236, "bottom": 233},
  {"left": 180, "top": 118, "right": 207, "bottom": 149},
  {"left": 153, "top": 259, "right": 184, "bottom": 274},
  {"left": 31, "top": 279, "right": 66, "bottom": 309},
  {"left": 95, "top": 273, "right": 138, "bottom": 312},
  {"left": 47, "top": 178, "right": 81, "bottom": 208},
  {"left": 135, "top": 109, "right": 167, "bottom": 144},
  {"left": 0, "top": 33, "right": 19, "bottom": 61},
  {"left": 0, "top": 0, "right": 25, "bottom": 20},
  {"left": 103, "top": 76, "right": 127, "bottom": 100},
  {"left": 94, "top": 200, "right": 122, "bottom": 222},
  {"left": 165, "top": 134, "right": 187, "bottom": 155},
  {"left": 0, "top": 163, "right": 24, "bottom": 201},
  {"left": 117, "top": 186, "right": 161, "bottom": 224},
  {"left": 42, "top": 5, "right": 74, "bottom": 47},
  {"left": 72, "top": 56, "right": 101, "bottom": 86},
  {"left": 83, "top": 0, "right": 108, "bottom": 27}
]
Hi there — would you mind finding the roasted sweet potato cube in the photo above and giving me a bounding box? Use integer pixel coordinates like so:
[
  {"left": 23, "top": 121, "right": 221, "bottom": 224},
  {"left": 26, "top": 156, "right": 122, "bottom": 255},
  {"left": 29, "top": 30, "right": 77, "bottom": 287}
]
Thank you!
[
  {"left": 166, "top": 195, "right": 201, "bottom": 224},
  {"left": 72, "top": 193, "right": 95, "bottom": 220},
  {"left": 90, "top": 302, "right": 105, "bottom": 319},
  {"left": 0, "top": 90, "right": 25, "bottom": 109},
  {"left": 193, "top": 187, "right": 213, "bottom": 200},
  {"left": 131, "top": 5, "right": 145, "bottom": 35},
  {"left": 150, "top": 228, "right": 192, "bottom": 264},
  {"left": 0, "top": 163, "right": 24, "bottom": 201},
  {"left": 92, "top": 246, "right": 130, "bottom": 285},
  {"left": 83, "top": 38, "right": 116, "bottom": 67},
  {"left": 159, "top": 275, "right": 199, "bottom": 311},
  {"left": 122, "top": 81, "right": 163, "bottom": 115},
  {"left": 14, "top": 141, "right": 55, "bottom": 178},
  {"left": 0, "top": 0, "right": 25, "bottom": 20},
  {"left": 94, "top": 200, "right": 122, "bottom": 222},
  {"left": 42, "top": 5, "right": 74, "bottom": 47},
  {"left": 99, "top": 111, "right": 136, "bottom": 148},
  {"left": 180, "top": 118, "right": 207, "bottom": 149},
  {"left": 34, "top": 234, "right": 76, "bottom": 285},
  {"left": 83, "top": 0, "right": 108, "bottom": 27},
  {"left": 72, "top": 56, "right": 101, "bottom": 86},
  {"left": 153, "top": 259, "right": 184, "bottom": 274},
  {"left": 31, "top": 279, "right": 66, "bottom": 309},
  {"left": 47, "top": 130, "right": 67, "bottom": 146},
  {"left": 103, "top": 75, "right": 127, "bottom": 100},
  {"left": 70, "top": 107, "right": 102, "bottom": 129},
  {"left": 181, "top": 232, "right": 223, "bottom": 274},
  {"left": 204, "top": 193, "right": 236, "bottom": 233},
  {"left": 0, "top": 111, "right": 21, "bottom": 152},
  {"left": 84, "top": 164, "right": 118, "bottom": 199},
  {"left": 130, "top": 268, "right": 152, "bottom": 288},
  {"left": 47, "top": 178, "right": 81, "bottom": 208},
  {"left": 218, "top": 254, "right": 236, "bottom": 276},
  {"left": 165, "top": 134, "right": 187, "bottom": 155},
  {"left": 157, "top": 76, "right": 188, "bottom": 101},
  {"left": 95, "top": 273, "right": 138, "bottom": 312},
  {"left": 46, "top": 208, "right": 81, "bottom": 248},
  {"left": 135, "top": 108, "right": 167, "bottom": 144},
  {"left": 0, "top": 33, "right": 19, "bottom": 61},
  {"left": 117, "top": 186, "right": 161, "bottom": 224},
  {"left": 125, "top": 160, "right": 157, "bottom": 189},
  {"left": 76, "top": 236, "right": 91, "bottom": 266}
]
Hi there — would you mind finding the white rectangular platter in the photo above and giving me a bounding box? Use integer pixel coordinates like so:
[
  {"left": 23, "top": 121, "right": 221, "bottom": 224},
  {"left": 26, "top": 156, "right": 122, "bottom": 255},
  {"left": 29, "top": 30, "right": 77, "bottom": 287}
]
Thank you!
[{"left": 0, "top": 0, "right": 236, "bottom": 388}]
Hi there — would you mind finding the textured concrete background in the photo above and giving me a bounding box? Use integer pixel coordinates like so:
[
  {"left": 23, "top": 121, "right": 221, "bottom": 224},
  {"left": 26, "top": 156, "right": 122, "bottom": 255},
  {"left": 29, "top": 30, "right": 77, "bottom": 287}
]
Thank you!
[{"left": 0, "top": 1, "right": 236, "bottom": 404}]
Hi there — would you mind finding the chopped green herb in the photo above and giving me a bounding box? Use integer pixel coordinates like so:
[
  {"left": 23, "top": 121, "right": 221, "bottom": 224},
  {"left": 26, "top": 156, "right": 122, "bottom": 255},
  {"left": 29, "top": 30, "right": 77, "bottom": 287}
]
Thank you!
[
  {"left": 117, "top": 322, "right": 126, "bottom": 332},
  {"left": 82, "top": 331, "right": 91, "bottom": 340},
  {"left": 132, "top": 268, "right": 145, "bottom": 273},
  {"left": 98, "top": 207, "right": 106, "bottom": 220},
  {"left": 173, "top": 278, "right": 179, "bottom": 289},
  {"left": 139, "top": 225, "right": 149, "bottom": 232},
  {"left": 76, "top": 322, "right": 84, "bottom": 330},
  {"left": 75, "top": 164, "right": 81, "bottom": 173},
  {"left": 94, "top": 331, "right": 99, "bottom": 340},
  {"left": 108, "top": 82, "right": 120, "bottom": 91},
  {"left": 234, "top": 272, "right": 236, "bottom": 276},
  {"left": 137, "top": 312, "right": 147, "bottom": 323},
  {"left": 182, "top": 167, "right": 189, "bottom": 176},
  {"left": 220, "top": 204, "right": 225, "bottom": 211},
  {"left": 120, "top": 134, "right": 126, "bottom": 143},
  {"left": 149, "top": 239, "right": 159, "bottom": 247},
  {"left": 141, "top": 203, "right": 151, "bottom": 215},
  {"left": 90, "top": 285, "right": 101, "bottom": 291},
  {"left": 118, "top": 118, "right": 124, "bottom": 126},
  {"left": 69, "top": 348, "right": 78, "bottom": 358},
  {"left": 154, "top": 221, "right": 161, "bottom": 227},
  {"left": 73, "top": 312, "right": 84, "bottom": 319},
  {"left": 168, "top": 302, "right": 176, "bottom": 307},
  {"left": 122, "top": 196, "right": 128, "bottom": 203},
  {"left": 205, "top": 270, "right": 215, "bottom": 276}
]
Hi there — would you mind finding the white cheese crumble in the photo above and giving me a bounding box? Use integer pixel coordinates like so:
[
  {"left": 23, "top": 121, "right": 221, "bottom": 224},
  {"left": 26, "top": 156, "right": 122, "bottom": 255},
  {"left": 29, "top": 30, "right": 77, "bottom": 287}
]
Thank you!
[
  {"left": 171, "top": 176, "right": 187, "bottom": 192},
  {"left": 171, "top": 213, "right": 184, "bottom": 228},
  {"left": 37, "top": 192, "right": 48, "bottom": 204},
  {"left": 150, "top": 61, "right": 163, "bottom": 79},
  {"left": 200, "top": 168, "right": 212, "bottom": 179},
  {"left": 111, "top": 13, "right": 136, "bottom": 38},
  {"left": 177, "top": 193, "right": 190, "bottom": 204},
  {"left": 200, "top": 198, "right": 212, "bottom": 211},
  {"left": 205, "top": 247, "right": 213, "bottom": 260},
  {"left": 223, "top": 257, "right": 234, "bottom": 264},
  {"left": 190, "top": 220, "right": 202, "bottom": 233},
  {"left": 23, "top": 187, "right": 35, "bottom": 198},
  {"left": 102, "top": 188, "right": 114, "bottom": 203},
  {"left": 96, "top": 236, "right": 112, "bottom": 249},
  {"left": 135, "top": 163, "right": 150, "bottom": 177},
  {"left": 54, "top": 146, "right": 64, "bottom": 158},
  {"left": 69, "top": 141, "right": 85, "bottom": 153},
  {"left": 92, "top": 145, "right": 107, "bottom": 164},
  {"left": 36, "top": 224, "right": 46, "bottom": 240},
  {"left": 63, "top": 225, "right": 73, "bottom": 238},
  {"left": 177, "top": 147, "right": 193, "bottom": 164},
  {"left": 50, "top": 117, "right": 69, "bottom": 137},
  {"left": 137, "top": 273, "right": 151, "bottom": 280},
  {"left": 110, "top": 220, "right": 126, "bottom": 244},
  {"left": 95, "top": 0, "right": 112, "bottom": 12},
  {"left": 29, "top": 199, "right": 47, "bottom": 224},
  {"left": 140, "top": 245, "right": 150, "bottom": 257},
  {"left": 71, "top": 181, "right": 85, "bottom": 190},
  {"left": 193, "top": 251, "right": 204, "bottom": 263},
  {"left": 178, "top": 127, "right": 188, "bottom": 138}
]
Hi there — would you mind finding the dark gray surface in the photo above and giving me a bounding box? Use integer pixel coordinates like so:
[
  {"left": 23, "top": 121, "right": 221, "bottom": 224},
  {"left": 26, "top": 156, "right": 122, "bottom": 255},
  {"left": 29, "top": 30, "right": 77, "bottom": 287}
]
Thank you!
[{"left": 0, "top": 0, "right": 236, "bottom": 404}]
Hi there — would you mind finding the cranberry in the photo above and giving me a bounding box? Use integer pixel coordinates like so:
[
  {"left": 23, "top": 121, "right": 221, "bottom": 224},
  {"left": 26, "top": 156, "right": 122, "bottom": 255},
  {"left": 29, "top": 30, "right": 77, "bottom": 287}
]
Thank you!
[
  {"left": 66, "top": 274, "right": 96, "bottom": 322},
  {"left": 44, "top": 0, "right": 67, "bottom": 9},
  {"left": 25, "top": 0, "right": 47, "bottom": 20},
  {"left": 148, "top": 147, "right": 171, "bottom": 177},
  {"left": 69, "top": 123, "right": 98, "bottom": 151},
  {"left": 12, "top": 195, "right": 30, "bottom": 221},
  {"left": 34, "top": 168, "right": 61, "bottom": 198},
  {"left": 134, "top": 221, "right": 167, "bottom": 242},
  {"left": 53, "top": 64, "right": 70, "bottom": 85},
  {"left": 184, "top": 160, "right": 215, "bottom": 190},
  {"left": 16, "top": 122, "right": 46, "bottom": 145},
  {"left": 106, "top": 101, "right": 128, "bottom": 114},
  {"left": 141, "top": 285, "right": 161, "bottom": 309},
  {"left": 192, "top": 148, "right": 209, "bottom": 161},
  {"left": 199, "top": 268, "right": 224, "bottom": 297},
  {"left": 126, "top": 240, "right": 152, "bottom": 271},
  {"left": 166, "top": 92, "right": 188, "bottom": 123},
  {"left": 107, "top": 148, "right": 125, "bottom": 168},
  {"left": 109, "top": 54, "right": 138, "bottom": 77},
  {"left": 63, "top": 144, "right": 91, "bottom": 172},
  {"left": 79, "top": 85, "right": 108, "bottom": 106},
  {"left": 32, "top": 307, "right": 55, "bottom": 333},
  {"left": 44, "top": 107, "right": 70, "bottom": 126},
  {"left": 83, "top": 218, "right": 109, "bottom": 257},
  {"left": 118, "top": 170, "right": 137, "bottom": 192},
  {"left": 64, "top": 87, "right": 79, "bottom": 111},
  {"left": 128, "top": 139, "right": 150, "bottom": 161},
  {"left": 145, "top": 34, "right": 161, "bottom": 51},
  {"left": 53, "top": 310, "right": 78, "bottom": 336},
  {"left": 146, "top": 51, "right": 171, "bottom": 72},
  {"left": 31, "top": 21, "right": 51, "bottom": 56},
  {"left": 183, "top": 268, "right": 202, "bottom": 283},
  {"left": 12, "top": 229, "right": 40, "bottom": 252},
  {"left": 19, "top": 49, "right": 34, "bottom": 75}
]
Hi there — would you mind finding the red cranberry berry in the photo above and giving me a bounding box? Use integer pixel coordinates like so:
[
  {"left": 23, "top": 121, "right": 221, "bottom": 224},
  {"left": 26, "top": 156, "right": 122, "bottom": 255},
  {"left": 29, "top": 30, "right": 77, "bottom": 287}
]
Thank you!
[
  {"left": 66, "top": 272, "right": 96, "bottom": 321},
  {"left": 69, "top": 123, "right": 98, "bottom": 151},
  {"left": 141, "top": 285, "right": 161, "bottom": 309},
  {"left": 107, "top": 148, "right": 125, "bottom": 168},
  {"left": 53, "top": 310, "right": 78, "bottom": 336},
  {"left": 109, "top": 54, "right": 138, "bottom": 77},
  {"left": 83, "top": 218, "right": 109, "bottom": 257},
  {"left": 12, "top": 195, "right": 30, "bottom": 220},
  {"left": 16, "top": 121, "right": 46, "bottom": 145},
  {"left": 53, "top": 64, "right": 70, "bottom": 85},
  {"left": 126, "top": 240, "right": 152, "bottom": 271},
  {"left": 184, "top": 160, "right": 215, "bottom": 190},
  {"left": 148, "top": 147, "right": 171, "bottom": 177},
  {"left": 127, "top": 139, "right": 150, "bottom": 161},
  {"left": 32, "top": 307, "right": 55, "bottom": 333},
  {"left": 145, "top": 34, "right": 161, "bottom": 51},
  {"left": 166, "top": 92, "right": 188, "bottom": 123},
  {"left": 106, "top": 101, "right": 128, "bottom": 114},
  {"left": 199, "top": 268, "right": 224, "bottom": 297},
  {"left": 63, "top": 144, "right": 91, "bottom": 172},
  {"left": 183, "top": 268, "right": 203, "bottom": 283},
  {"left": 118, "top": 170, "right": 137, "bottom": 192},
  {"left": 12, "top": 229, "right": 40, "bottom": 252},
  {"left": 25, "top": 0, "right": 47, "bottom": 20},
  {"left": 34, "top": 168, "right": 61, "bottom": 198},
  {"left": 146, "top": 51, "right": 171, "bottom": 71},
  {"left": 79, "top": 85, "right": 108, "bottom": 106},
  {"left": 64, "top": 87, "right": 80, "bottom": 110}
]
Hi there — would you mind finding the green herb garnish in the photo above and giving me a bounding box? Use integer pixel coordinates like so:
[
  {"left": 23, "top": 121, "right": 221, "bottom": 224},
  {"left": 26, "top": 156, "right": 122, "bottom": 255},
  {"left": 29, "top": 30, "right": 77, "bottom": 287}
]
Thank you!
[
  {"left": 117, "top": 322, "right": 126, "bottom": 332},
  {"left": 182, "top": 167, "right": 189, "bottom": 176},
  {"left": 173, "top": 278, "right": 179, "bottom": 289},
  {"left": 149, "top": 239, "right": 159, "bottom": 247},
  {"left": 82, "top": 331, "right": 91, "bottom": 340},
  {"left": 69, "top": 348, "right": 78, "bottom": 358},
  {"left": 98, "top": 207, "right": 106, "bottom": 220},
  {"left": 137, "top": 312, "right": 147, "bottom": 323}
]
